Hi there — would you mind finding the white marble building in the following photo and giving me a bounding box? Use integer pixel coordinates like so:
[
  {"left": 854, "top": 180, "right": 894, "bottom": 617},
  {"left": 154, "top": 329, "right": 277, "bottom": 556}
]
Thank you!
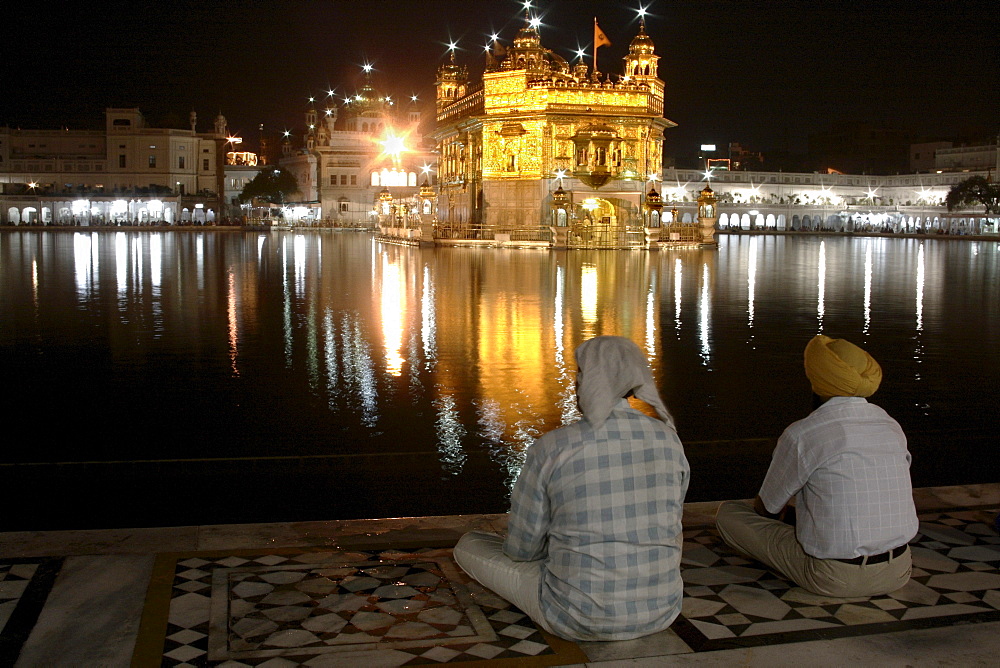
[{"left": 0, "top": 108, "right": 227, "bottom": 225}]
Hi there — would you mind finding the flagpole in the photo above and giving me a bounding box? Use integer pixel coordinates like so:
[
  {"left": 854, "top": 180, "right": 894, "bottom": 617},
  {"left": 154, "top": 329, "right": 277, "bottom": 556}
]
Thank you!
[{"left": 593, "top": 17, "right": 598, "bottom": 76}]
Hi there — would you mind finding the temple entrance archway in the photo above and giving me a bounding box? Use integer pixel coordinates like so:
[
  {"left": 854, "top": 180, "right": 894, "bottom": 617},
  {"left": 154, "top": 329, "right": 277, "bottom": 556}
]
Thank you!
[{"left": 570, "top": 197, "right": 642, "bottom": 248}]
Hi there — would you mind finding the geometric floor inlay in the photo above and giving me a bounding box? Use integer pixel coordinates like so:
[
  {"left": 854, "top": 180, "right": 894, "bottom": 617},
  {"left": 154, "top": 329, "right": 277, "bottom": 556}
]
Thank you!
[
  {"left": 140, "top": 547, "right": 584, "bottom": 666},
  {"left": 674, "top": 507, "right": 1000, "bottom": 652},
  {"left": 133, "top": 507, "right": 1000, "bottom": 664}
]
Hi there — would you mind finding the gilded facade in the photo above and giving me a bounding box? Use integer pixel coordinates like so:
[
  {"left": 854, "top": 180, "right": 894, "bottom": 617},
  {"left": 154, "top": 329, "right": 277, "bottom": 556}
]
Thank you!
[{"left": 433, "top": 15, "right": 676, "bottom": 240}]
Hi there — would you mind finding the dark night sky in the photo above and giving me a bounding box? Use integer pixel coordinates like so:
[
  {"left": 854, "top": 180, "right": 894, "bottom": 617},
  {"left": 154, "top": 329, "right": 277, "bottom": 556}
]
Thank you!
[{"left": 3, "top": 0, "right": 997, "bottom": 157}]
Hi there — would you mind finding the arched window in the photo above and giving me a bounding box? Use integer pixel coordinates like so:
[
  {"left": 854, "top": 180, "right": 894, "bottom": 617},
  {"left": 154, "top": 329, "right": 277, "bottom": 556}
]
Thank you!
[
  {"left": 371, "top": 171, "right": 380, "bottom": 186},
  {"left": 408, "top": 172, "right": 416, "bottom": 187}
]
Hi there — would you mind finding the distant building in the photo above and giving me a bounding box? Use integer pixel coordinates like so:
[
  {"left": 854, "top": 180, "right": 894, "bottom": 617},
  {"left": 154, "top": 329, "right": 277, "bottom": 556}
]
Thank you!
[
  {"left": 278, "top": 76, "right": 436, "bottom": 226},
  {"left": 909, "top": 141, "right": 953, "bottom": 173},
  {"left": 934, "top": 143, "right": 999, "bottom": 173},
  {"left": 0, "top": 108, "right": 227, "bottom": 224}
]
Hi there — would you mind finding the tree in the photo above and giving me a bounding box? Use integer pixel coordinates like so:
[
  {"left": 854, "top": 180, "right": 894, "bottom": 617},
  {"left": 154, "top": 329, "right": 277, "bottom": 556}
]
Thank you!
[
  {"left": 238, "top": 167, "right": 299, "bottom": 205},
  {"left": 946, "top": 175, "right": 1000, "bottom": 215}
]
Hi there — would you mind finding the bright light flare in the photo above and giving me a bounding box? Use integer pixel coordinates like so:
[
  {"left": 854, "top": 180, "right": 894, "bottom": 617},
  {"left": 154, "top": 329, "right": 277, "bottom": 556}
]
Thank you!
[{"left": 380, "top": 133, "right": 408, "bottom": 158}]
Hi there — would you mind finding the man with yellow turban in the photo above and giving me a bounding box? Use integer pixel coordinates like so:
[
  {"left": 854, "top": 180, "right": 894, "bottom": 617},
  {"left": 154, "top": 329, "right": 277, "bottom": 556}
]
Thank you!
[{"left": 715, "top": 335, "right": 918, "bottom": 597}]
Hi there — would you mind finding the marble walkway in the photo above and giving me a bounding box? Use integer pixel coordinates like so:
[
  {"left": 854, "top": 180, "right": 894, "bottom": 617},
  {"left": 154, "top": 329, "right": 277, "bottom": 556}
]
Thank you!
[{"left": 0, "top": 484, "right": 997, "bottom": 667}]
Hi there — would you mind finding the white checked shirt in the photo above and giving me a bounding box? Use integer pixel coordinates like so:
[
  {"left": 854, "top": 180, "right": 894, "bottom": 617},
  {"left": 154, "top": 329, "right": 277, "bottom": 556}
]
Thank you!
[
  {"left": 503, "top": 400, "right": 689, "bottom": 641},
  {"left": 760, "top": 396, "right": 918, "bottom": 560}
]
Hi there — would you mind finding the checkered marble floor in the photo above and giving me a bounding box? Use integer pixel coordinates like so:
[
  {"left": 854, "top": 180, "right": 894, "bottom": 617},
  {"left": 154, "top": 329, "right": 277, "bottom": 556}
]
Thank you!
[
  {"left": 674, "top": 507, "right": 1000, "bottom": 651},
  {"left": 129, "top": 506, "right": 999, "bottom": 665},
  {"left": 140, "top": 547, "right": 581, "bottom": 666}
]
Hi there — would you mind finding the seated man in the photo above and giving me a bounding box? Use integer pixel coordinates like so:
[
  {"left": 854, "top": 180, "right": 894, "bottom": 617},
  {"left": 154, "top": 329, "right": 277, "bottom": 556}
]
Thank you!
[
  {"left": 716, "top": 335, "right": 918, "bottom": 597},
  {"left": 453, "top": 336, "right": 689, "bottom": 641}
]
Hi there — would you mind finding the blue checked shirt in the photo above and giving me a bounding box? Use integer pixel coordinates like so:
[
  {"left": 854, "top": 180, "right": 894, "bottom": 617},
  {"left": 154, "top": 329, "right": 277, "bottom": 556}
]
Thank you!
[{"left": 503, "top": 400, "right": 689, "bottom": 641}]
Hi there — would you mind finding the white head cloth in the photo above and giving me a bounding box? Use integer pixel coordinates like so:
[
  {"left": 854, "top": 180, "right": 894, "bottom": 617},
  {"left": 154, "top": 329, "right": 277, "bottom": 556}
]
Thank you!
[{"left": 574, "top": 336, "right": 674, "bottom": 430}]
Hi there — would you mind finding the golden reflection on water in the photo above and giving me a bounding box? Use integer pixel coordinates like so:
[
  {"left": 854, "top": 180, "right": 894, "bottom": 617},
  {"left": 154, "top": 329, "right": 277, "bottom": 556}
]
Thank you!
[
  {"left": 10, "top": 230, "right": 997, "bottom": 502},
  {"left": 380, "top": 251, "right": 406, "bottom": 377},
  {"left": 580, "top": 263, "right": 598, "bottom": 333},
  {"left": 227, "top": 268, "right": 239, "bottom": 377}
]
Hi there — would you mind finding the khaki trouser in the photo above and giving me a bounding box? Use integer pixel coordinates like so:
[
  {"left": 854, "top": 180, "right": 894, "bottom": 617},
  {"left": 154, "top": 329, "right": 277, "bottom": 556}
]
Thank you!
[{"left": 715, "top": 500, "right": 911, "bottom": 598}]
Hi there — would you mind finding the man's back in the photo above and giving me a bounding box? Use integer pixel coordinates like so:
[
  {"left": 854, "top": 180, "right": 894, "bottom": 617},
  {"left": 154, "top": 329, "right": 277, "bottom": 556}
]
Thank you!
[
  {"left": 506, "top": 402, "right": 689, "bottom": 640},
  {"left": 760, "top": 396, "right": 918, "bottom": 559}
]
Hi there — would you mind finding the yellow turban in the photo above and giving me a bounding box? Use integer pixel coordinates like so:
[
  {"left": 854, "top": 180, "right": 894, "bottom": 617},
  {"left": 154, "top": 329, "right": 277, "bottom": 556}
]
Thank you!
[{"left": 803, "top": 335, "right": 882, "bottom": 398}]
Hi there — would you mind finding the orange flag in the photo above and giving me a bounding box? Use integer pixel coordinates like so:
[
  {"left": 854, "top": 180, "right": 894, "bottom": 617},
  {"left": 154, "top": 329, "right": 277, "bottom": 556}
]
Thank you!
[{"left": 594, "top": 19, "right": 611, "bottom": 48}]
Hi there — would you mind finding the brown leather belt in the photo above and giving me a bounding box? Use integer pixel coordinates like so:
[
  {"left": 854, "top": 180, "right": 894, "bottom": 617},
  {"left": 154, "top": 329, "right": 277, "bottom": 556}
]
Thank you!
[{"left": 834, "top": 544, "right": 909, "bottom": 565}]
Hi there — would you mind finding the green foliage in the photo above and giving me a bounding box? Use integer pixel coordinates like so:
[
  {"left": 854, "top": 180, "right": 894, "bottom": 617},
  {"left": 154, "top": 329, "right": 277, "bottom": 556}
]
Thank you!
[
  {"left": 238, "top": 168, "right": 299, "bottom": 204},
  {"left": 946, "top": 175, "right": 1000, "bottom": 215}
]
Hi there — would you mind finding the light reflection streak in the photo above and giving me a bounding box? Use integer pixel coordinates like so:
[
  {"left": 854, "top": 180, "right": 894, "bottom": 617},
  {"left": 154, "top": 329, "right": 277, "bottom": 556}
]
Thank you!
[
  {"left": 31, "top": 257, "right": 38, "bottom": 309},
  {"left": 581, "top": 264, "right": 598, "bottom": 331},
  {"left": 645, "top": 269, "right": 656, "bottom": 358},
  {"left": 381, "top": 253, "right": 405, "bottom": 377},
  {"left": 747, "top": 236, "right": 757, "bottom": 329},
  {"left": 197, "top": 236, "right": 204, "bottom": 291},
  {"left": 699, "top": 262, "right": 711, "bottom": 366},
  {"left": 421, "top": 264, "right": 437, "bottom": 367},
  {"left": 434, "top": 395, "right": 467, "bottom": 475},
  {"left": 150, "top": 234, "right": 161, "bottom": 289},
  {"left": 674, "top": 258, "right": 682, "bottom": 334},
  {"left": 150, "top": 234, "right": 163, "bottom": 337},
  {"left": 91, "top": 232, "right": 99, "bottom": 279},
  {"left": 323, "top": 309, "right": 339, "bottom": 409},
  {"left": 817, "top": 241, "right": 826, "bottom": 331},
  {"left": 282, "top": 236, "right": 292, "bottom": 367},
  {"left": 258, "top": 234, "right": 266, "bottom": 262},
  {"left": 863, "top": 242, "right": 872, "bottom": 335},
  {"left": 133, "top": 236, "right": 142, "bottom": 290},
  {"left": 116, "top": 233, "right": 127, "bottom": 298},
  {"left": 554, "top": 265, "right": 578, "bottom": 425},
  {"left": 73, "top": 233, "right": 90, "bottom": 298},
  {"left": 342, "top": 314, "right": 378, "bottom": 427},
  {"left": 294, "top": 234, "right": 306, "bottom": 297},
  {"left": 916, "top": 243, "right": 924, "bottom": 332},
  {"left": 227, "top": 268, "right": 239, "bottom": 376}
]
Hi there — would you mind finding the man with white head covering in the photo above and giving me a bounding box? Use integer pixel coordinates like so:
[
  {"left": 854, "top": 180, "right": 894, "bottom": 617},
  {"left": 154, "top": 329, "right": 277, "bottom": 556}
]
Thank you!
[
  {"left": 716, "top": 335, "right": 918, "bottom": 597},
  {"left": 453, "top": 336, "right": 689, "bottom": 641}
]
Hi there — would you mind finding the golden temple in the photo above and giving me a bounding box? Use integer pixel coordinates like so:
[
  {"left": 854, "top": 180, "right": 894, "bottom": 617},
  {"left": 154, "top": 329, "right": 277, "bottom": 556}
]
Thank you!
[{"left": 432, "top": 11, "right": 681, "bottom": 247}]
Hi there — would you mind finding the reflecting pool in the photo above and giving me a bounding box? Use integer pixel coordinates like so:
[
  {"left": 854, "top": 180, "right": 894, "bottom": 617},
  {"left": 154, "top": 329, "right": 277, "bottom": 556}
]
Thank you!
[{"left": 2, "top": 230, "right": 997, "bottom": 529}]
